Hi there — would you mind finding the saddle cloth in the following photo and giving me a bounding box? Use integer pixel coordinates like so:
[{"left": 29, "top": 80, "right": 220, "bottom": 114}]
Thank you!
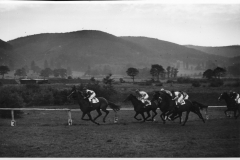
[
  {"left": 178, "top": 99, "right": 185, "bottom": 105},
  {"left": 138, "top": 98, "right": 151, "bottom": 106},
  {"left": 145, "top": 100, "right": 151, "bottom": 106},
  {"left": 89, "top": 97, "right": 99, "bottom": 103}
]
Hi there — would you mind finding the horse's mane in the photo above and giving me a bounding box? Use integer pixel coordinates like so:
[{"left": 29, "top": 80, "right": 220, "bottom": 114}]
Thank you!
[
  {"left": 192, "top": 101, "right": 208, "bottom": 110},
  {"left": 129, "top": 93, "right": 138, "bottom": 99}
]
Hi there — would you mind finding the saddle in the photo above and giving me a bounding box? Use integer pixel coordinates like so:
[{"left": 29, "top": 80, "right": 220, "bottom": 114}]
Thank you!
[{"left": 89, "top": 97, "right": 99, "bottom": 103}]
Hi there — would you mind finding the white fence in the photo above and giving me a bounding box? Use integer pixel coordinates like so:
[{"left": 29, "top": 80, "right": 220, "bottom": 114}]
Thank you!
[{"left": 0, "top": 106, "right": 226, "bottom": 126}]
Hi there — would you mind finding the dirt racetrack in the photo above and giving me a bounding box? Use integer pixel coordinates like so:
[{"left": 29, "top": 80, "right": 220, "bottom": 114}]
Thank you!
[{"left": 0, "top": 107, "right": 239, "bottom": 157}]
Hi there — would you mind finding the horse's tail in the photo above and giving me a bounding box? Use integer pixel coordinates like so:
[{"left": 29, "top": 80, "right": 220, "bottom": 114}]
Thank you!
[
  {"left": 192, "top": 101, "right": 209, "bottom": 119},
  {"left": 192, "top": 101, "right": 208, "bottom": 110},
  {"left": 108, "top": 101, "right": 121, "bottom": 112}
]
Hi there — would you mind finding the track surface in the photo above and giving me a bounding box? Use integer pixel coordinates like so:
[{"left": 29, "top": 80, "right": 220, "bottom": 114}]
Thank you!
[{"left": 0, "top": 107, "right": 239, "bottom": 157}]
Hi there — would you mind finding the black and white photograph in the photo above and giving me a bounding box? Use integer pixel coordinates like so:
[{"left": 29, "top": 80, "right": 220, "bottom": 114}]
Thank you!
[{"left": 0, "top": 0, "right": 239, "bottom": 157}]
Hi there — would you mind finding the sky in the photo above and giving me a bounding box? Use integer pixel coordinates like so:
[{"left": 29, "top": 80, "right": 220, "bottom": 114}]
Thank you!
[{"left": 0, "top": 0, "right": 240, "bottom": 46}]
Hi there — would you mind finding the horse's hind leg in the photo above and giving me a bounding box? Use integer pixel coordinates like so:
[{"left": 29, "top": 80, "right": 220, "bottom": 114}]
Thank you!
[
  {"left": 93, "top": 109, "right": 102, "bottom": 122},
  {"left": 224, "top": 109, "right": 230, "bottom": 117},
  {"left": 193, "top": 110, "right": 205, "bottom": 123},
  {"left": 87, "top": 113, "right": 100, "bottom": 125},
  {"left": 160, "top": 113, "right": 166, "bottom": 124},
  {"left": 182, "top": 110, "right": 190, "bottom": 126},
  {"left": 101, "top": 108, "right": 109, "bottom": 123},
  {"left": 134, "top": 112, "right": 141, "bottom": 121}
]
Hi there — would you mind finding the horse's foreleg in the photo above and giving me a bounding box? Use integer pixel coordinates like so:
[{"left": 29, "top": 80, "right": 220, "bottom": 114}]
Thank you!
[
  {"left": 93, "top": 109, "right": 102, "bottom": 122},
  {"left": 101, "top": 109, "right": 109, "bottom": 123},
  {"left": 140, "top": 112, "right": 146, "bottom": 122},
  {"left": 134, "top": 112, "right": 141, "bottom": 121},
  {"left": 145, "top": 111, "right": 152, "bottom": 121},
  {"left": 182, "top": 110, "right": 190, "bottom": 126},
  {"left": 87, "top": 113, "right": 100, "bottom": 125},
  {"left": 170, "top": 112, "right": 182, "bottom": 123},
  {"left": 151, "top": 110, "right": 158, "bottom": 121}
]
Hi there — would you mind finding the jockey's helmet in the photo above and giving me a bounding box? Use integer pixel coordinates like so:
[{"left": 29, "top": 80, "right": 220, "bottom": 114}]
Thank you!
[{"left": 160, "top": 88, "right": 164, "bottom": 91}]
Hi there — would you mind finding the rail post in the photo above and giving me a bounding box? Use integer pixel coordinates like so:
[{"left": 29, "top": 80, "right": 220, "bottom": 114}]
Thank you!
[
  {"left": 11, "top": 110, "right": 16, "bottom": 126},
  {"left": 114, "top": 111, "right": 118, "bottom": 123},
  {"left": 68, "top": 110, "right": 72, "bottom": 125}
]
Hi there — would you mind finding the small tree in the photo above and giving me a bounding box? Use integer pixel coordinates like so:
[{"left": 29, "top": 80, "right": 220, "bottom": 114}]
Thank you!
[
  {"left": 173, "top": 68, "right": 179, "bottom": 78},
  {"left": 150, "top": 64, "right": 165, "bottom": 81},
  {"left": 126, "top": 67, "right": 139, "bottom": 83},
  {"left": 203, "top": 69, "right": 214, "bottom": 79},
  {"left": 103, "top": 74, "right": 114, "bottom": 85},
  {"left": 14, "top": 68, "right": 27, "bottom": 78},
  {"left": 213, "top": 67, "right": 226, "bottom": 79},
  {"left": 53, "top": 69, "right": 60, "bottom": 78},
  {"left": 102, "top": 74, "right": 115, "bottom": 91},
  {"left": 166, "top": 66, "right": 171, "bottom": 78},
  {"left": 0, "top": 65, "right": 10, "bottom": 79},
  {"left": 40, "top": 68, "right": 52, "bottom": 78}
]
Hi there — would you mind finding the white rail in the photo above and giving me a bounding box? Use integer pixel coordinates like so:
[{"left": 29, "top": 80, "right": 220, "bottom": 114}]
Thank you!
[{"left": 0, "top": 106, "right": 226, "bottom": 126}]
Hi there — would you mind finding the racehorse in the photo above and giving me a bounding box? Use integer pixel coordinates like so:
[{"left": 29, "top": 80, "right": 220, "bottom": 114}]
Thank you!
[
  {"left": 218, "top": 92, "right": 240, "bottom": 119},
  {"left": 123, "top": 94, "right": 159, "bottom": 122},
  {"left": 151, "top": 91, "right": 205, "bottom": 126},
  {"left": 67, "top": 86, "right": 121, "bottom": 125},
  {"left": 151, "top": 91, "right": 182, "bottom": 124}
]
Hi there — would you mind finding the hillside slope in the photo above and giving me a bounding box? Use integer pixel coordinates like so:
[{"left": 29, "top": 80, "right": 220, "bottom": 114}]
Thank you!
[
  {"left": 4, "top": 30, "right": 230, "bottom": 72},
  {"left": 185, "top": 45, "right": 240, "bottom": 58}
]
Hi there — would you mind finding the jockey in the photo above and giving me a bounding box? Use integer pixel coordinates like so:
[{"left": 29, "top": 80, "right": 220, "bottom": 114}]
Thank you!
[
  {"left": 135, "top": 89, "right": 151, "bottom": 108},
  {"left": 171, "top": 91, "right": 189, "bottom": 108},
  {"left": 83, "top": 87, "right": 96, "bottom": 107},
  {"left": 229, "top": 91, "right": 240, "bottom": 104}
]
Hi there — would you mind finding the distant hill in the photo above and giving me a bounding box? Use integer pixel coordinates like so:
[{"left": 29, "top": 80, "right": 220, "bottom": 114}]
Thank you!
[
  {"left": 0, "top": 30, "right": 232, "bottom": 74},
  {"left": 185, "top": 45, "right": 240, "bottom": 58},
  {"left": 0, "top": 39, "right": 13, "bottom": 50},
  {"left": 122, "top": 36, "right": 226, "bottom": 66},
  {"left": 0, "top": 39, "right": 16, "bottom": 69}
]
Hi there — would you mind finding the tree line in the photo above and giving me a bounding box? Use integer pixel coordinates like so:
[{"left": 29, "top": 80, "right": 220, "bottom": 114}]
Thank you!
[
  {"left": 0, "top": 60, "right": 72, "bottom": 79},
  {"left": 126, "top": 64, "right": 178, "bottom": 82}
]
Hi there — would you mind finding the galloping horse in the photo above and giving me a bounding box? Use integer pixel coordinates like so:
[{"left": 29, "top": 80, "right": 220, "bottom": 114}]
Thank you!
[
  {"left": 67, "top": 86, "right": 121, "bottom": 125},
  {"left": 123, "top": 94, "right": 159, "bottom": 122},
  {"left": 151, "top": 91, "right": 205, "bottom": 126},
  {"left": 151, "top": 91, "right": 182, "bottom": 124},
  {"left": 218, "top": 92, "right": 240, "bottom": 119}
]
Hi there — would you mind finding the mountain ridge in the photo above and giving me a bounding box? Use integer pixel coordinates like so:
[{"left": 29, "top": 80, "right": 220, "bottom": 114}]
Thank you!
[{"left": 0, "top": 30, "right": 236, "bottom": 74}]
